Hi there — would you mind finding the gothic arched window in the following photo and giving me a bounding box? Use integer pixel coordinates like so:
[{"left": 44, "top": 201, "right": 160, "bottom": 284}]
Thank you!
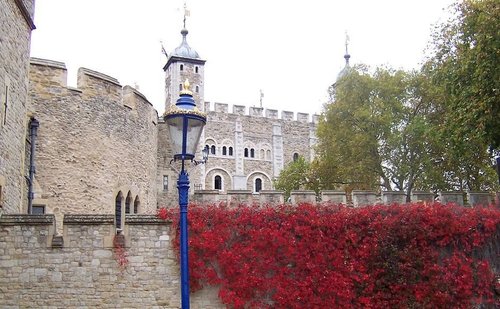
[
  {"left": 255, "top": 178, "right": 262, "bottom": 193},
  {"left": 115, "top": 191, "right": 123, "bottom": 230},
  {"left": 214, "top": 175, "right": 222, "bottom": 190},
  {"left": 134, "top": 196, "right": 140, "bottom": 214},
  {"left": 229, "top": 147, "right": 233, "bottom": 156},
  {"left": 250, "top": 148, "right": 255, "bottom": 158},
  {"left": 222, "top": 146, "right": 227, "bottom": 155},
  {"left": 125, "top": 191, "right": 132, "bottom": 214}
]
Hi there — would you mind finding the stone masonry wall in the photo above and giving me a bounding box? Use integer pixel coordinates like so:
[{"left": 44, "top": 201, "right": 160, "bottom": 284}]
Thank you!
[
  {"left": 0, "top": 214, "right": 224, "bottom": 308},
  {"left": 0, "top": 0, "right": 35, "bottom": 214},
  {"left": 28, "top": 59, "right": 159, "bottom": 226}
]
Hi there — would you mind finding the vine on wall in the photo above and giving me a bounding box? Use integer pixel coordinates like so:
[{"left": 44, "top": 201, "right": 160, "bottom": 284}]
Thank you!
[{"left": 158, "top": 203, "right": 500, "bottom": 308}]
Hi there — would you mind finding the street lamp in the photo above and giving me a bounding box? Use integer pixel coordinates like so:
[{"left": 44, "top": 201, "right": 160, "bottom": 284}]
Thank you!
[{"left": 164, "top": 79, "right": 207, "bottom": 309}]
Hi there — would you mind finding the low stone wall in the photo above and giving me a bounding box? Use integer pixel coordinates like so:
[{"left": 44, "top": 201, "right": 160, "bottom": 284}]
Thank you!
[
  {"left": 189, "top": 190, "right": 497, "bottom": 208},
  {"left": 0, "top": 214, "right": 224, "bottom": 309}
]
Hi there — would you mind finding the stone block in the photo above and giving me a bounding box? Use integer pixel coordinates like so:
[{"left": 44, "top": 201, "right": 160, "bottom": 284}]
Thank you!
[
  {"left": 410, "top": 191, "right": 435, "bottom": 203},
  {"left": 321, "top": 191, "right": 347, "bottom": 204},
  {"left": 467, "top": 191, "right": 492, "bottom": 207},
  {"left": 352, "top": 191, "right": 377, "bottom": 207},
  {"left": 258, "top": 190, "right": 284, "bottom": 205},
  {"left": 438, "top": 191, "right": 464, "bottom": 206},
  {"left": 290, "top": 190, "right": 316, "bottom": 204},
  {"left": 382, "top": 191, "right": 407, "bottom": 205}
]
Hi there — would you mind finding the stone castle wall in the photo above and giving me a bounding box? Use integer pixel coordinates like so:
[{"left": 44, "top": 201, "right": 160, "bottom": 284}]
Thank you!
[
  {"left": 0, "top": 214, "right": 224, "bottom": 308},
  {"left": 0, "top": 0, "right": 35, "bottom": 214},
  {"left": 28, "top": 58, "right": 159, "bottom": 227}
]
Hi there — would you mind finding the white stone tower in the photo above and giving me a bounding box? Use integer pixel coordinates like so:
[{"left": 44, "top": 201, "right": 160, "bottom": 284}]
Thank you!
[{"left": 163, "top": 19, "right": 206, "bottom": 111}]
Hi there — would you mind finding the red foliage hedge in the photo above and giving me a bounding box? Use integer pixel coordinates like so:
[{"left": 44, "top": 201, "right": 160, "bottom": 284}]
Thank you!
[{"left": 158, "top": 203, "right": 500, "bottom": 308}]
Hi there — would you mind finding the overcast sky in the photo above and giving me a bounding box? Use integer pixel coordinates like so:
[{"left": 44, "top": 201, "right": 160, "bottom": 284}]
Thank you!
[{"left": 30, "top": 0, "right": 455, "bottom": 117}]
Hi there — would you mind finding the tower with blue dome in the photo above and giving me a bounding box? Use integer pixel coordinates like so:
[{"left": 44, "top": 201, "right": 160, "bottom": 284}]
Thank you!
[{"left": 163, "top": 21, "right": 206, "bottom": 111}]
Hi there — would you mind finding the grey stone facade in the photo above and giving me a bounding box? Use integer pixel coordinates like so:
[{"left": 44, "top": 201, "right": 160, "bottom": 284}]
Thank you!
[
  {"left": 29, "top": 59, "right": 159, "bottom": 230},
  {"left": 0, "top": 0, "right": 35, "bottom": 214},
  {"left": 0, "top": 214, "right": 224, "bottom": 308}
]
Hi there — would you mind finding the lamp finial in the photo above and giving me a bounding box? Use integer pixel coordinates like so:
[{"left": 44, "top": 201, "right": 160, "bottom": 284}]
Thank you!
[{"left": 180, "top": 79, "right": 193, "bottom": 95}]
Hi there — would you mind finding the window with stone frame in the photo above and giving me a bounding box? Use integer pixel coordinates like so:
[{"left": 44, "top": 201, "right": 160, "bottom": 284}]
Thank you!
[
  {"left": 125, "top": 191, "right": 132, "bottom": 214},
  {"left": 255, "top": 178, "right": 262, "bottom": 193},
  {"left": 134, "top": 196, "right": 140, "bottom": 214},
  {"left": 32, "top": 205, "right": 45, "bottom": 214},
  {"left": 163, "top": 175, "right": 169, "bottom": 191},
  {"left": 180, "top": 64, "right": 184, "bottom": 71},
  {"left": 222, "top": 146, "right": 227, "bottom": 156},
  {"left": 115, "top": 191, "right": 123, "bottom": 230},
  {"left": 211, "top": 145, "right": 216, "bottom": 155},
  {"left": 229, "top": 147, "right": 233, "bottom": 156},
  {"left": 195, "top": 66, "right": 199, "bottom": 73},
  {"left": 244, "top": 148, "right": 249, "bottom": 157},
  {"left": 293, "top": 152, "right": 299, "bottom": 162},
  {"left": 214, "top": 175, "right": 222, "bottom": 190},
  {"left": 250, "top": 148, "right": 255, "bottom": 158}
]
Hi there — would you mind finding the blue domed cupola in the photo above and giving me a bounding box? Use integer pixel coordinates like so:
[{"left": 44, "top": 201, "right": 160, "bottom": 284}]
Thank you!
[
  {"left": 171, "top": 28, "right": 201, "bottom": 59},
  {"left": 163, "top": 8, "right": 206, "bottom": 111}
]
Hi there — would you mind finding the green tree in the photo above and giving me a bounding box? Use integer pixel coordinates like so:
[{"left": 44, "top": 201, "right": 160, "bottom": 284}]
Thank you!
[
  {"left": 274, "top": 156, "right": 315, "bottom": 200},
  {"left": 422, "top": 0, "right": 500, "bottom": 190},
  {"left": 425, "top": 0, "right": 500, "bottom": 150},
  {"left": 316, "top": 66, "right": 446, "bottom": 199}
]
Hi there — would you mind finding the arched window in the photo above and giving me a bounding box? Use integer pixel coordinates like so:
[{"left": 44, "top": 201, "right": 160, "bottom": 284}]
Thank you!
[
  {"left": 250, "top": 148, "right": 255, "bottom": 158},
  {"left": 214, "top": 175, "right": 222, "bottom": 190},
  {"left": 255, "top": 178, "right": 262, "bottom": 193},
  {"left": 179, "top": 84, "right": 183, "bottom": 91},
  {"left": 195, "top": 66, "right": 199, "bottom": 73},
  {"left": 211, "top": 145, "right": 216, "bottom": 155},
  {"left": 222, "top": 146, "right": 227, "bottom": 155},
  {"left": 125, "top": 191, "right": 132, "bottom": 214},
  {"left": 244, "top": 148, "right": 249, "bottom": 157},
  {"left": 115, "top": 191, "right": 123, "bottom": 230},
  {"left": 134, "top": 196, "right": 140, "bottom": 214},
  {"left": 260, "top": 149, "right": 265, "bottom": 159},
  {"left": 180, "top": 64, "right": 184, "bottom": 71},
  {"left": 195, "top": 85, "right": 199, "bottom": 93},
  {"left": 229, "top": 147, "right": 233, "bottom": 156},
  {"left": 293, "top": 153, "right": 299, "bottom": 162}
]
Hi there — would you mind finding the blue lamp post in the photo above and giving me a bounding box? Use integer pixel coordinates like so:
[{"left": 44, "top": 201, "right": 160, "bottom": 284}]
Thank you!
[{"left": 164, "top": 80, "right": 207, "bottom": 309}]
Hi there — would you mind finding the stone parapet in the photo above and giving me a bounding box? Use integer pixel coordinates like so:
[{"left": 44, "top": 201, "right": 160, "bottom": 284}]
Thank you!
[
  {"left": 259, "top": 190, "right": 285, "bottom": 205},
  {"left": 227, "top": 190, "right": 253, "bottom": 206},
  {"left": 321, "top": 191, "right": 347, "bottom": 204},
  {"left": 411, "top": 191, "right": 435, "bottom": 202},
  {"left": 352, "top": 191, "right": 377, "bottom": 207},
  {"left": 193, "top": 190, "right": 222, "bottom": 204},
  {"left": 439, "top": 191, "right": 464, "bottom": 206},
  {"left": 467, "top": 191, "right": 492, "bottom": 207},
  {"left": 382, "top": 191, "right": 407, "bottom": 205},
  {"left": 290, "top": 190, "right": 316, "bottom": 204}
]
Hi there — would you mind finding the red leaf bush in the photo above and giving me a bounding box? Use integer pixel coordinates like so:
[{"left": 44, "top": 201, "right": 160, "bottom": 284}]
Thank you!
[{"left": 158, "top": 202, "right": 500, "bottom": 308}]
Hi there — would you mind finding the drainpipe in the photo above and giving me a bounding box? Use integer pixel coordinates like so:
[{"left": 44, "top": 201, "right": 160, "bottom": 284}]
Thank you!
[{"left": 27, "top": 118, "right": 39, "bottom": 214}]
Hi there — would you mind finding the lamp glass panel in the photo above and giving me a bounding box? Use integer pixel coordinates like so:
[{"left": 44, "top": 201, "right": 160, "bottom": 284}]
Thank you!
[
  {"left": 166, "top": 115, "right": 184, "bottom": 157},
  {"left": 185, "top": 117, "right": 205, "bottom": 156}
]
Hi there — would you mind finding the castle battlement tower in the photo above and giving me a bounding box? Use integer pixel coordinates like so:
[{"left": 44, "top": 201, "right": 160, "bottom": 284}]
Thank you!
[{"left": 163, "top": 9, "right": 206, "bottom": 112}]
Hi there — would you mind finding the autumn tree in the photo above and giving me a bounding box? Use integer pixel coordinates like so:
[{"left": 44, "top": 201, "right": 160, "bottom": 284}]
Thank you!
[
  {"left": 425, "top": 0, "right": 499, "bottom": 151},
  {"left": 274, "top": 156, "right": 317, "bottom": 200},
  {"left": 423, "top": 0, "right": 500, "bottom": 189},
  {"left": 315, "top": 66, "right": 450, "bottom": 198}
]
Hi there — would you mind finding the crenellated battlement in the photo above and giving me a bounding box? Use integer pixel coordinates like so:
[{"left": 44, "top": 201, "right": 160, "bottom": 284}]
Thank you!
[
  {"left": 205, "top": 101, "right": 320, "bottom": 124},
  {"left": 29, "top": 57, "right": 156, "bottom": 114}
]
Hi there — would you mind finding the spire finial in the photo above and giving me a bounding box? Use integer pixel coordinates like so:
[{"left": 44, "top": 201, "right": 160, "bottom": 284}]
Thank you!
[
  {"left": 183, "top": 2, "right": 190, "bottom": 30},
  {"left": 344, "top": 31, "right": 351, "bottom": 65}
]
